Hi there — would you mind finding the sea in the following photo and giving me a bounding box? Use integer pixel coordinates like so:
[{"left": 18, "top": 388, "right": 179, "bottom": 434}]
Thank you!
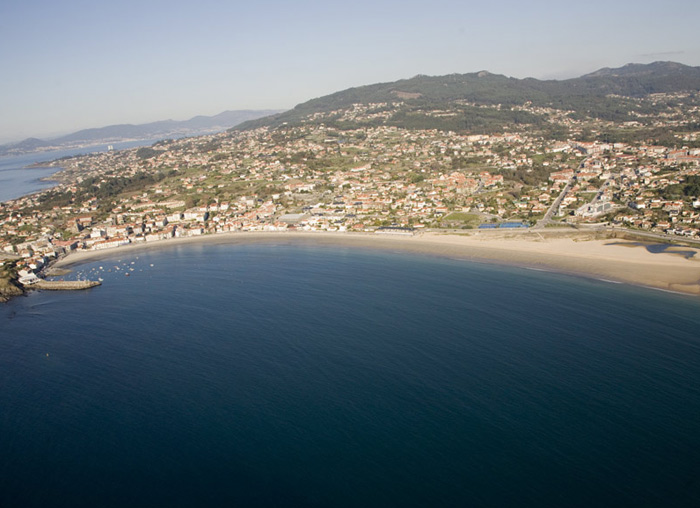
[
  {"left": 0, "top": 140, "right": 164, "bottom": 203},
  {"left": 1, "top": 241, "right": 700, "bottom": 507}
]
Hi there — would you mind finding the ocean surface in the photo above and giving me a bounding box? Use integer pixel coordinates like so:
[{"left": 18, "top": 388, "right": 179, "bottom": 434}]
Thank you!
[
  {"left": 0, "top": 140, "right": 164, "bottom": 203},
  {"left": 1, "top": 241, "right": 700, "bottom": 507}
]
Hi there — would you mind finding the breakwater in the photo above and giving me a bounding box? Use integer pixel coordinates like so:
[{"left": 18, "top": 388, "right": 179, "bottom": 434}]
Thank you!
[{"left": 33, "top": 280, "right": 101, "bottom": 290}]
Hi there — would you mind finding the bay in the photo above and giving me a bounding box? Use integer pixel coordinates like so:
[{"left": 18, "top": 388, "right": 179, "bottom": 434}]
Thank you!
[
  {"left": 0, "top": 139, "right": 164, "bottom": 203},
  {"left": 1, "top": 242, "right": 699, "bottom": 507}
]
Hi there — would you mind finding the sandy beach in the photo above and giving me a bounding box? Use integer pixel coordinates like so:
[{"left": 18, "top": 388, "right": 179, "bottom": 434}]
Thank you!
[{"left": 52, "top": 229, "right": 700, "bottom": 296}]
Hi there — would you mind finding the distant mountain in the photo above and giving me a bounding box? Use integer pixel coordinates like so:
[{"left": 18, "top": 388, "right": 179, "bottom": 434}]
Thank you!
[
  {"left": 9, "top": 137, "right": 53, "bottom": 152},
  {"left": 581, "top": 61, "right": 700, "bottom": 79},
  {"left": 570, "top": 61, "right": 700, "bottom": 96},
  {"left": 234, "top": 61, "right": 700, "bottom": 132},
  {"left": 0, "top": 109, "right": 283, "bottom": 156}
]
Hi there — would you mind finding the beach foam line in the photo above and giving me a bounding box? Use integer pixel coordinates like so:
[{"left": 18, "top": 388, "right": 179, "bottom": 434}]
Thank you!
[{"left": 646, "top": 285, "right": 696, "bottom": 297}]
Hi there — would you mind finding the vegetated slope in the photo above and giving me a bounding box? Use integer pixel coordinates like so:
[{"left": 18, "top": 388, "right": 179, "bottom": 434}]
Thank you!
[{"left": 235, "top": 62, "right": 700, "bottom": 132}]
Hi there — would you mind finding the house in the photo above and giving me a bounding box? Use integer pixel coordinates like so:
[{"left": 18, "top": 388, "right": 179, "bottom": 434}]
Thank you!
[{"left": 549, "top": 169, "right": 574, "bottom": 182}]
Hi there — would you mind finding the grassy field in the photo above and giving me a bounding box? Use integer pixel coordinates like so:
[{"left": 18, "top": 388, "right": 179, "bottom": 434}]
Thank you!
[{"left": 442, "top": 212, "right": 481, "bottom": 226}]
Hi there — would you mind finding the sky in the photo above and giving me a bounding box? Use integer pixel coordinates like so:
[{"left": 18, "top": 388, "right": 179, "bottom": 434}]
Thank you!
[{"left": 1, "top": 0, "right": 699, "bottom": 144}]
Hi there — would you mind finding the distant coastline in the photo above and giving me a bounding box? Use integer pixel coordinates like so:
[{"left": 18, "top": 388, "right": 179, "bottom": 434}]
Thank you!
[
  {"left": 51, "top": 229, "right": 700, "bottom": 297},
  {"left": 0, "top": 109, "right": 284, "bottom": 157},
  {"left": 0, "top": 141, "right": 163, "bottom": 203}
]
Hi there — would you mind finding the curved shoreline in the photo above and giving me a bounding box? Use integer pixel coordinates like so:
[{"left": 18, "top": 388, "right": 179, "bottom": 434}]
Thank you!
[{"left": 50, "top": 230, "right": 700, "bottom": 297}]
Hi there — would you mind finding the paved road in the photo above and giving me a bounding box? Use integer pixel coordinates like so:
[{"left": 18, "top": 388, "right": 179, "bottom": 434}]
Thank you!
[
  {"left": 606, "top": 227, "right": 700, "bottom": 247},
  {"left": 534, "top": 178, "right": 574, "bottom": 229},
  {"left": 534, "top": 158, "right": 589, "bottom": 229}
]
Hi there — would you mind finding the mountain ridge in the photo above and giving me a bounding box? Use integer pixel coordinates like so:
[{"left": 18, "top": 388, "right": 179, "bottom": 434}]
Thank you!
[
  {"left": 1, "top": 109, "right": 283, "bottom": 156},
  {"left": 233, "top": 61, "right": 700, "bottom": 132}
]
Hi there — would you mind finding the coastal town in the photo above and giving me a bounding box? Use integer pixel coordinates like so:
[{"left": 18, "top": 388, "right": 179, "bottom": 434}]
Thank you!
[
  {"left": 9, "top": 0, "right": 700, "bottom": 501},
  {"left": 1, "top": 94, "right": 700, "bottom": 290}
]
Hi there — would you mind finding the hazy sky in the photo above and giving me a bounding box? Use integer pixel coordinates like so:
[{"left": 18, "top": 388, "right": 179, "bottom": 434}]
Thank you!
[{"left": 1, "top": 0, "right": 699, "bottom": 143}]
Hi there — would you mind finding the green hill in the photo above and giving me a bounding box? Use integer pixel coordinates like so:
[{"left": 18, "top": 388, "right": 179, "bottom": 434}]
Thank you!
[{"left": 234, "top": 62, "right": 700, "bottom": 134}]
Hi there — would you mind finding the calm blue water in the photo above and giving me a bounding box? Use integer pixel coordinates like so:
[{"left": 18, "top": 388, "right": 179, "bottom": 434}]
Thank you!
[
  {"left": 0, "top": 140, "right": 163, "bottom": 202},
  {"left": 1, "top": 241, "right": 700, "bottom": 507}
]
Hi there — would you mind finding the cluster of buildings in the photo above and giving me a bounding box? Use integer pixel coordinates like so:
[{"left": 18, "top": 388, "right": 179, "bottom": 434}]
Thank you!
[{"left": 2, "top": 95, "right": 700, "bottom": 279}]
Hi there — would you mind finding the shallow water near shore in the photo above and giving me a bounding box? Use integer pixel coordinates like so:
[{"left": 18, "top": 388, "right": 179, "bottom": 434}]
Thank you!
[{"left": 2, "top": 243, "right": 700, "bottom": 507}]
